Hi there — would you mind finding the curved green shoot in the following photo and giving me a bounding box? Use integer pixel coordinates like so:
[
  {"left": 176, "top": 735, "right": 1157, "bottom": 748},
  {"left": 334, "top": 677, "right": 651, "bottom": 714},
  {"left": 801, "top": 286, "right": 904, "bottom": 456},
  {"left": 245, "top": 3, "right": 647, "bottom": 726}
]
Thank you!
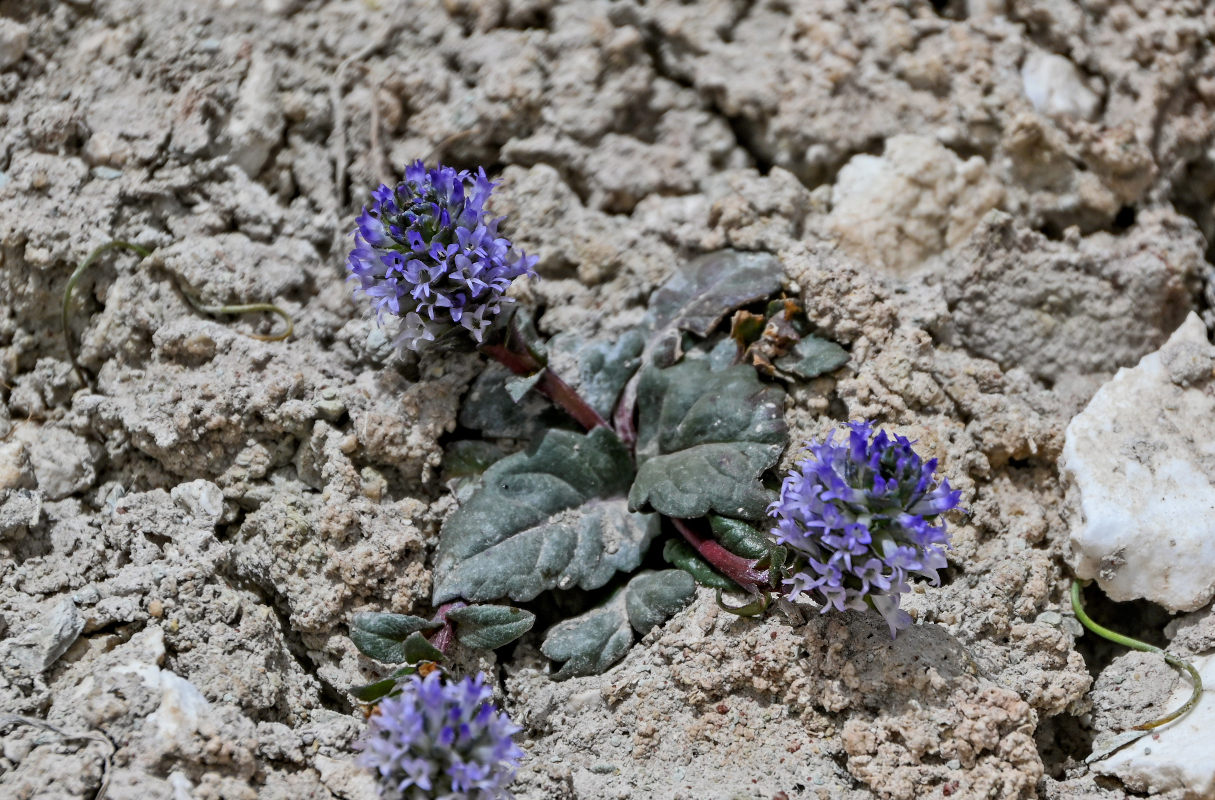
[
  {"left": 63, "top": 241, "right": 294, "bottom": 387},
  {"left": 1071, "top": 580, "right": 1202, "bottom": 731},
  {"left": 63, "top": 241, "right": 151, "bottom": 386}
]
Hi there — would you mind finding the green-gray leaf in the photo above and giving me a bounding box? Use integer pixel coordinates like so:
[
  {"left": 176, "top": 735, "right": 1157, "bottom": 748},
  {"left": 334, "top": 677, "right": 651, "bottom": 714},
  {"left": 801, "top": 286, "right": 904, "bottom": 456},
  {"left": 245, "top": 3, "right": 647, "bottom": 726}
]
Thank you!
[
  {"left": 541, "top": 570, "right": 697, "bottom": 679},
  {"left": 709, "top": 515, "right": 770, "bottom": 558},
  {"left": 547, "top": 330, "right": 645, "bottom": 420},
  {"left": 775, "top": 335, "right": 849, "bottom": 380},
  {"left": 350, "top": 665, "right": 416, "bottom": 703},
  {"left": 662, "top": 539, "right": 736, "bottom": 590},
  {"left": 647, "top": 250, "right": 784, "bottom": 337},
  {"left": 459, "top": 364, "right": 560, "bottom": 439},
  {"left": 625, "top": 569, "right": 697, "bottom": 635},
  {"left": 447, "top": 604, "right": 536, "bottom": 650},
  {"left": 432, "top": 427, "right": 659, "bottom": 604},
  {"left": 350, "top": 613, "right": 440, "bottom": 664},
  {"left": 540, "top": 593, "right": 634, "bottom": 681},
  {"left": 629, "top": 359, "right": 787, "bottom": 521},
  {"left": 402, "top": 631, "right": 444, "bottom": 663}
]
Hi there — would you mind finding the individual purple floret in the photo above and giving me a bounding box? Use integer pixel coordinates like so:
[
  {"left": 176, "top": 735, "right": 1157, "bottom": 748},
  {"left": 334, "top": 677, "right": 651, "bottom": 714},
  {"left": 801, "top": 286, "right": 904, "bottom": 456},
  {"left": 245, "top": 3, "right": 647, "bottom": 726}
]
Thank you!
[
  {"left": 769, "top": 421, "right": 961, "bottom": 636},
  {"left": 347, "top": 161, "right": 537, "bottom": 350},
  {"left": 358, "top": 671, "right": 523, "bottom": 800}
]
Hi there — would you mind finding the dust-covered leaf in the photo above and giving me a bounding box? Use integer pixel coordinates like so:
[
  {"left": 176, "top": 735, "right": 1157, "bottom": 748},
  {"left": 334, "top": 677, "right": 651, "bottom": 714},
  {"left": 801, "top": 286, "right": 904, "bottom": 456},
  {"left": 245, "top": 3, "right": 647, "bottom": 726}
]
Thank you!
[
  {"left": 504, "top": 371, "right": 543, "bottom": 402},
  {"left": 447, "top": 604, "right": 536, "bottom": 650},
  {"left": 549, "top": 330, "right": 646, "bottom": 420},
  {"left": 540, "top": 593, "right": 633, "bottom": 681},
  {"left": 628, "top": 359, "right": 787, "bottom": 521},
  {"left": 350, "top": 613, "right": 440, "bottom": 664},
  {"left": 432, "top": 427, "right": 659, "bottom": 604},
  {"left": 458, "top": 363, "right": 563, "bottom": 440},
  {"left": 662, "top": 539, "right": 736, "bottom": 590},
  {"left": 540, "top": 570, "right": 697, "bottom": 679},
  {"left": 647, "top": 250, "right": 784, "bottom": 338},
  {"left": 775, "top": 335, "right": 849, "bottom": 380},
  {"left": 624, "top": 569, "right": 697, "bottom": 635}
]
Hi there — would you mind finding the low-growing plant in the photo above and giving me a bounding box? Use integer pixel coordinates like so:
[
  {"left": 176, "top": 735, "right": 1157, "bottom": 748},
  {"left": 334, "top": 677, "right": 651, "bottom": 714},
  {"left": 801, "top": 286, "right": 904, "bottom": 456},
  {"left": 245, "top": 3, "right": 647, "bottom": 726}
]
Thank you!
[{"left": 342, "top": 161, "right": 962, "bottom": 704}]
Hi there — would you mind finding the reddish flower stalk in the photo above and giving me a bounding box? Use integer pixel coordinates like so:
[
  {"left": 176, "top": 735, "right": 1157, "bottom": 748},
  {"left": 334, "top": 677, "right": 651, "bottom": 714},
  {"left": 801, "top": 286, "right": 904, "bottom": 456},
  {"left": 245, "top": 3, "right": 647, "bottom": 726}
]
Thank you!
[
  {"left": 671, "top": 517, "right": 770, "bottom": 593},
  {"left": 481, "top": 323, "right": 609, "bottom": 431}
]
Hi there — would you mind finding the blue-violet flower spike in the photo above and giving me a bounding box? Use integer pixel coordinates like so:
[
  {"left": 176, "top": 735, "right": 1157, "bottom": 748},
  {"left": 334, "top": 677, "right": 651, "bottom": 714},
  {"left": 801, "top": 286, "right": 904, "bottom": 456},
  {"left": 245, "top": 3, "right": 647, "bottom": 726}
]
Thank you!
[
  {"left": 769, "top": 422, "right": 961, "bottom": 637},
  {"left": 348, "top": 161, "right": 538, "bottom": 350},
  {"left": 358, "top": 671, "right": 523, "bottom": 800}
]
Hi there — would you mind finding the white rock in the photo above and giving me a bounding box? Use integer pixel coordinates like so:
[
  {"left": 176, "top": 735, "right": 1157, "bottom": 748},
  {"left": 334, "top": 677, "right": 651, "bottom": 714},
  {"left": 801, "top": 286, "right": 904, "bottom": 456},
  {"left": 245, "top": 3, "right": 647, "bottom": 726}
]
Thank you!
[
  {"left": 170, "top": 479, "right": 224, "bottom": 523},
  {"left": 828, "top": 135, "right": 1003, "bottom": 276},
  {"left": 1021, "top": 50, "right": 1101, "bottom": 120},
  {"left": 1063, "top": 313, "right": 1215, "bottom": 612},
  {"left": 7, "top": 596, "right": 84, "bottom": 674},
  {"left": 0, "top": 18, "right": 29, "bottom": 70},
  {"left": 0, "top": 440, "right": 36, "bottom": 491},
  {"left": 225, "top": 54, "right": 284, "bottom": 177},
  {"left": 1095, "top": 653, "right": 1215, "bottom": 797},
  {"left": 114, "top": 657, "right": 212, "bottom": 742},
  {"left": 13, "top": 425, "right": 99, "bottom": 501}
]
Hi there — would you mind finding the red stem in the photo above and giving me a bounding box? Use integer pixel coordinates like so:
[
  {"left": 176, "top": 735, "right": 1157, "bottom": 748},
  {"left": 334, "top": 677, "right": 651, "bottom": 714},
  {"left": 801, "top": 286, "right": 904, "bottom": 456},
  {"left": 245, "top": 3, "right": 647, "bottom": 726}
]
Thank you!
[
  {"left": 481, "top": 333, "right": 609, "bottom": 432},
  {"left": 613, "top": 372, "right": 639, "bottom": 447},
  {"left": 427, "top": 602, "right": 463, "bottom": 655},
  {"left": 671, "top": 518, "right": 770, "bottom": 593}
]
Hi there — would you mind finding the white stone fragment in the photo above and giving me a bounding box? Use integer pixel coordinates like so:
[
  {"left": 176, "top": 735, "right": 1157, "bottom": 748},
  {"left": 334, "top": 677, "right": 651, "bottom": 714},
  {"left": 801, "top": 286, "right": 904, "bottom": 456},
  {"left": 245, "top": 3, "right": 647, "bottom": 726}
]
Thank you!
[
  {"left": 1095, "top": 653, "right": 1215, "bottom": 798},
  {"left": 1021, "top": 50, "right": 1101, "bottom": 120},
  {"left": 1063, "top": 313, "right": 1215, "bottom": 612},
  {"left": 0, "top": 18, "right": 29, "bottom": 70},
  {"left": 225, "top": 54, "right": 284, "bottom": 177},
  {"left": 828, "top": 135, "right": 1003, "bottom": 276}
]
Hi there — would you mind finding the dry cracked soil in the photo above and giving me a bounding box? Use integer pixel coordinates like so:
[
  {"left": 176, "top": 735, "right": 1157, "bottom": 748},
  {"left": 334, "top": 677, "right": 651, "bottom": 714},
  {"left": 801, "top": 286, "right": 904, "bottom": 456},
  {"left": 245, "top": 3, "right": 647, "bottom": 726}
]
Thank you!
[{"left": 2, "top": 1, "right": 1215, "bottom": 799}]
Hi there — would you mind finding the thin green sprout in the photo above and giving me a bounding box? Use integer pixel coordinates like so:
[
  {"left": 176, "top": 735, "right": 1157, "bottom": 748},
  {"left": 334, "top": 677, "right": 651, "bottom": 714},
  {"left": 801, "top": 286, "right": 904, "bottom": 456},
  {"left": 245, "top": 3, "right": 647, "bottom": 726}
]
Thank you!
[
  {"left": 1071, "top": 580, "right": 1203, "bottom": 730},
  {"left": 63, "top": 241, "right": 294, "bottom": 387}
]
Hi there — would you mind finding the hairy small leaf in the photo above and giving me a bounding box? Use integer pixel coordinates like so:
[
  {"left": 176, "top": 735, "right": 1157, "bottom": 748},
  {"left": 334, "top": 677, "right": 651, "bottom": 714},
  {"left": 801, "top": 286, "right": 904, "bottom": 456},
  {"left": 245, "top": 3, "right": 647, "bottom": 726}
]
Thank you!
[
  {"left": 662, "top": 539, "right": 736, "bottom": 590},
  {"left": 625, "top": 569, "right": 697, "bottom": 635},
  {"left": 350, "top": 613, "right": 440, "bottom": 664},
  {"left": 402, "top": 631, "right": 444, "bottom": 663},
  {"left": 350, "top": 665, "right": 416, "bottom": 703},
  {"left": 432, "top": 427, "right": 659, "bottom": 604},
  {"left": 647, "top": 250, "right": 784, "bottom": 338},
  {"left": 775, "top": 335, "right": 849, "bottom": 380},
  {"left": 350, "top": 677, "right": 399, "bottom": 703},
  {"left": 628, "top": 359, "right": 787, "bottom": 521},
  {"left": 541, "top": 570, "right": 697, "bottom": 679},
  {"left": 447, "top": 604, "right": 536, "bottom": 650}
]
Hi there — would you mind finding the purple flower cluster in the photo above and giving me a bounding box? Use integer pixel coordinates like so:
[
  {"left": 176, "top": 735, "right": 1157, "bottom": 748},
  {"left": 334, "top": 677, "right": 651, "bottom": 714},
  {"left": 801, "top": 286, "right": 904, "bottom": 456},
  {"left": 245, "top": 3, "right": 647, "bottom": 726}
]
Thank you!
[
  {"left": 358, "top": 671, "right": 523, "bottom": 799},
  {"left": 348, "top": 161, "right": 537, "bottom": 350},
  {"left": 769, "top": 422, "right": 961, "bottom": 636}
]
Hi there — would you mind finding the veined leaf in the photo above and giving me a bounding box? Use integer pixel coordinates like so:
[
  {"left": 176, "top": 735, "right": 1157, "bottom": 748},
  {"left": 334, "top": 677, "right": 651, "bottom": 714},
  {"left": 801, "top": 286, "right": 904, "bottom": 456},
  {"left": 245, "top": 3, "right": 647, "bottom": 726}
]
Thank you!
[
  {"left": 349, "top": 613, "right": 440, "bottom": 664},
  {"left": 774, "top": 335, "right": 849, "bottom": 380},
  {"left": 628, "top": 359, "right": 787, "bottom": 521},
  {"left": 541, "top": 570, "right": 696, "bottom": 680},
  {"left": 432, "top": 427, "right": 658, "bottom": 604},
  {"left": 647, "top": 250, "right": 784, "bottom": 338},
  {"left": 447, "top": 604, "right": 536, "bottom": 650}
]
